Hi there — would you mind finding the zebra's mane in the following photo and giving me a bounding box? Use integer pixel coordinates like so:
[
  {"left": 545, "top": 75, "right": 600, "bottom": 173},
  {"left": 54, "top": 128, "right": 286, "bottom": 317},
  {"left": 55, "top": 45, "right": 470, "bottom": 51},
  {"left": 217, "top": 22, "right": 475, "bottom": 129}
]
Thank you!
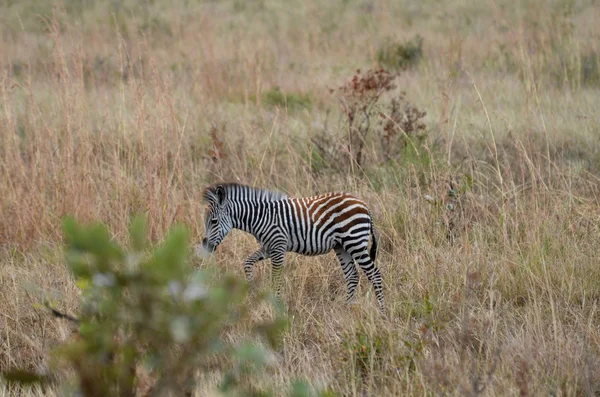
[{"left": 204, "top": 183, "right": 288, "bottom": 203}]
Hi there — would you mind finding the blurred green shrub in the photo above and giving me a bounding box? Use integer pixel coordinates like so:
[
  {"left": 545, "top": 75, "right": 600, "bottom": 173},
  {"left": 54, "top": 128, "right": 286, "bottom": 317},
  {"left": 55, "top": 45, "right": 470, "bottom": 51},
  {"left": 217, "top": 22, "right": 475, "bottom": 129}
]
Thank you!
[
  {"left": 3, "top": 216, "right": 336, "bottom": 397},
  {"left": 377, "top": 35, "right": 424, "bottom": 71}
]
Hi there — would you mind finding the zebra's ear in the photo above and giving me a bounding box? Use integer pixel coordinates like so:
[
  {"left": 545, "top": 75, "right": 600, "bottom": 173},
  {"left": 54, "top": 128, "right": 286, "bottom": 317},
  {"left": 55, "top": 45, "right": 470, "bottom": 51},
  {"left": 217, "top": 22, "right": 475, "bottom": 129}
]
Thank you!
[
  {"left": 215, "top": 184, "right": 226, "bottom": 204},
  {"left": 202, "top": 187, "right": 213, "bottom": 203}
]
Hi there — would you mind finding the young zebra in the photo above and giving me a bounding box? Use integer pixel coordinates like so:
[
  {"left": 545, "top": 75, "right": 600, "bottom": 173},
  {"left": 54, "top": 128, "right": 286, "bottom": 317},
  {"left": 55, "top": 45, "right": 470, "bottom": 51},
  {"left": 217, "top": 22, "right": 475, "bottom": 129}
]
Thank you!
[{"left": 200, "top": 183, "right": 384, "bottom": 310}]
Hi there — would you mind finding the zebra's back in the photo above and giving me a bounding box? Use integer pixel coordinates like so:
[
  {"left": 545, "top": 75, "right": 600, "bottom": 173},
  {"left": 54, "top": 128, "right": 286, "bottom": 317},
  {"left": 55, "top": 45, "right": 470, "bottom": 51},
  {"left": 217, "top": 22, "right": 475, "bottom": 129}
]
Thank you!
[{"left": 282, "top": 192, "right": 372, "bottom": 255}]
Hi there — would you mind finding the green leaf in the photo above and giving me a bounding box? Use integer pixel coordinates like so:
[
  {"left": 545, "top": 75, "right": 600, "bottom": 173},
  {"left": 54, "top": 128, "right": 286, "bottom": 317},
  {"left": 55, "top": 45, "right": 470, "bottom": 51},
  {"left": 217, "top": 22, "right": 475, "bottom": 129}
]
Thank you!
[
  {"left": 129, "top": 215, "right": 148, "bottom": 251},
  {"left": 63, "top": 217, "right": 123, "bottom": 273},
  {"left": 255, "top": 316, "right": 288, "bottom": 349},
  {"left": 290, "top": 380, "right": 342, "bottom": 397},
  {"left": 65, "top": 251, "right": 94, "bottom": 278},
  {"left": 75, "top": 278, "right": 91, "bottom": 291},
  {"left": 84, "top": 224, "right": 123, "bottom": 266},
  {"left": 145, "top": 225, "right": 189, "bottom": 281},
  {"left": 62, "top": 216, "right": 81, "bottom": 247},
  {"left": 219, "top": 372, "right": 238, "bottom": 393},
  {"left": 234, "top": 343, "right": 269, "bottom": 371},
  {"left": 318, "top": 390, "right": 342, "bottom": 397},
  {"left": 290, "top": 380, "right": 313, "bottom": 397},
  {"left": 461, "top": 173, "right": 474, "bottom": 193}
]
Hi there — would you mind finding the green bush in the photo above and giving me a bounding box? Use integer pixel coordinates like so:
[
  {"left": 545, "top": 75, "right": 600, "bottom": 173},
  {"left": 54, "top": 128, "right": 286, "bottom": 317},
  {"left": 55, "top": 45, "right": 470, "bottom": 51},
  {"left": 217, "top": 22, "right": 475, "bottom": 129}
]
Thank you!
[
  {"left": 3, "top": 216, "right": 335, "bottom": 397},
  {"left": 311, "top": 69, "right": 429, "bottom": 174},
  {"left": 377, "top": 35, "right": 424, "bottom": 71}
]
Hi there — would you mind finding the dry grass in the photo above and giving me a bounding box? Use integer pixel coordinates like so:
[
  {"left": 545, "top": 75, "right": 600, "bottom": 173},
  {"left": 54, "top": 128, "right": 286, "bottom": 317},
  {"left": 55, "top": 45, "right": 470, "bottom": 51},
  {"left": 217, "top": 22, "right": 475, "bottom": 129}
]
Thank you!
[{"left": 2, "top": 0, "right": 600, "bottom": 395}]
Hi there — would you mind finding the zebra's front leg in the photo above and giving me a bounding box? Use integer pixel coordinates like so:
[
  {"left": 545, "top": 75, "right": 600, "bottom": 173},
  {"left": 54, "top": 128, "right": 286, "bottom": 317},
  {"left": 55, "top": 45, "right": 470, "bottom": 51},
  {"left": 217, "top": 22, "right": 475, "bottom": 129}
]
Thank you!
[
  {"left": 269, "top": 249, "right": 286, "bottom": 296},
  {"left": 243, "top": 248, "right": 267, "bottom": 282}
]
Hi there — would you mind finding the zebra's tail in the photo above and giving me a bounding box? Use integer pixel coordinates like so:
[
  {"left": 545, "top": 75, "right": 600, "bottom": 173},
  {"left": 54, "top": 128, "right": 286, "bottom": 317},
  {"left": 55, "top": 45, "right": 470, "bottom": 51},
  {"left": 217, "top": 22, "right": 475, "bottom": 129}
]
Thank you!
[{"left": 369, "top": 219, "right": 378, "bottom": 263}]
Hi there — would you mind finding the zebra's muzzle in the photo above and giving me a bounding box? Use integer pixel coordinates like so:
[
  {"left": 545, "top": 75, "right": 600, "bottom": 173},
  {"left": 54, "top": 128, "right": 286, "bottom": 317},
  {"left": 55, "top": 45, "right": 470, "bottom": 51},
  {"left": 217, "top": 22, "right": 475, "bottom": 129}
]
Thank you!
[{"left": 201, "top": 238, "right": 216, "bottom": 254}]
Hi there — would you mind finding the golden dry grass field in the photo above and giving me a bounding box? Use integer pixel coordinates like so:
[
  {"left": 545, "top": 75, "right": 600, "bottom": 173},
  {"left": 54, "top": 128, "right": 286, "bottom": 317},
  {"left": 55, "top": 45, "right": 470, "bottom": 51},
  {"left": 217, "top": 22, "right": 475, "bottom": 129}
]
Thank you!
[{"left": 1, "top": 0, "right": 600, "bottom": 395}]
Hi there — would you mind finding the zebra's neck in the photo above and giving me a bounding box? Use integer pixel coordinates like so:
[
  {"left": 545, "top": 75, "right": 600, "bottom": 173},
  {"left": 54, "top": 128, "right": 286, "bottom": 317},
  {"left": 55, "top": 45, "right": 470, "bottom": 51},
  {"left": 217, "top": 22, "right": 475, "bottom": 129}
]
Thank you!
[
  {"left": 219, "top": 183, "right": 287, "bottom": 202},
  {"left": 215, "top": 183, "right": 288, "bottom": 241},
  {"left": 229, "top": 199, "right": 280, "bottom": 239}
]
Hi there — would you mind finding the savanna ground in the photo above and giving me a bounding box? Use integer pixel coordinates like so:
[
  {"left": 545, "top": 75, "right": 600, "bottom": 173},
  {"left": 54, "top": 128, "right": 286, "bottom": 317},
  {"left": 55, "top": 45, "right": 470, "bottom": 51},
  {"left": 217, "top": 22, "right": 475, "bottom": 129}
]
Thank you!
[{"left": 2, "top": 0, "right": 600, "bottom": 395}]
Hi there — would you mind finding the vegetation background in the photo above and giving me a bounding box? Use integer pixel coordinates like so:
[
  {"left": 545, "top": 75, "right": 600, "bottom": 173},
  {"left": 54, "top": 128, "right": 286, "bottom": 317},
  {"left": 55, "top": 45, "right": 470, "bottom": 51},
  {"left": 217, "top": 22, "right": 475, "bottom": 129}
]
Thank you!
[{"left": 1, "top": 0, "right": 600, "bottom": 395}]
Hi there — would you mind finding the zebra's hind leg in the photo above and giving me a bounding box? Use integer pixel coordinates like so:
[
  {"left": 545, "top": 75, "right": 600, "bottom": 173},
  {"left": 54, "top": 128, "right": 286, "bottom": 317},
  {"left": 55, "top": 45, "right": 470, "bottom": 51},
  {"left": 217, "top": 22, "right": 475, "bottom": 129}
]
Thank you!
[
  {"left": 243, "top": 248, "right": 267, "bottom": 282},
  {"left": 334, "top": 247, "right": 359, "bottom": 304},
  {"left": 349, "top": 248, "right": 384, "bottom": 311}
]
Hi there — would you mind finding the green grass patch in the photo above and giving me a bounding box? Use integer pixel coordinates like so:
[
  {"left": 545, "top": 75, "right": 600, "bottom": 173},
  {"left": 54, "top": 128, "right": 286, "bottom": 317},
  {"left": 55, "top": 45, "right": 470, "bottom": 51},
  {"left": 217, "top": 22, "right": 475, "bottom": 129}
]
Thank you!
[{"left": 262, "top": 86, "right": 312, "bottom": 111}]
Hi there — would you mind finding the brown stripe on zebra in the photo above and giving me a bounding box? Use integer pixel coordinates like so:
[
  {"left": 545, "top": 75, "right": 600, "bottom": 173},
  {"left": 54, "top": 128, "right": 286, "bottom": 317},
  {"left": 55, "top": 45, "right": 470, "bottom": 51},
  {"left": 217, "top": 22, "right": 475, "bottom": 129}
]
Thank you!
[
  {"left": 309, "top": 193, "right": 366, "bottom": 223},
  {"left": 333, "top": 205, "right": 371, "bottom": 233}
]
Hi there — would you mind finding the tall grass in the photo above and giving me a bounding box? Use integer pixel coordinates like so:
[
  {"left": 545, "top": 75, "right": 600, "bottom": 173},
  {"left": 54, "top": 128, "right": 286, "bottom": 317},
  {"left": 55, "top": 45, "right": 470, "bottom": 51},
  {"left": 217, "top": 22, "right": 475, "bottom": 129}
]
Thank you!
[{"left": 2, "top": 0, "right": 600, "bottom": 395}]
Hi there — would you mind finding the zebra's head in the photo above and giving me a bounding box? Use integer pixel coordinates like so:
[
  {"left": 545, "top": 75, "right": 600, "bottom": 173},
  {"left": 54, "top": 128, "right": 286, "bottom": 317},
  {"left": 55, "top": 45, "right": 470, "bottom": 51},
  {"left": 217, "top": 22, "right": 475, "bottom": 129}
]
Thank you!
[{"left": 201, "top": 184, "right": 233, "bottom": 254}]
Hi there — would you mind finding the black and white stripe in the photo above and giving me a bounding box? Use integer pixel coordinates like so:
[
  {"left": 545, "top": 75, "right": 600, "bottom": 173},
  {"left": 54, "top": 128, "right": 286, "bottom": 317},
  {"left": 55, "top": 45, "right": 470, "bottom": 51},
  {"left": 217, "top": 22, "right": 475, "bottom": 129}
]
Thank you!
[{"left": 201, "top": 183, "right": 383, "bottom": 309}]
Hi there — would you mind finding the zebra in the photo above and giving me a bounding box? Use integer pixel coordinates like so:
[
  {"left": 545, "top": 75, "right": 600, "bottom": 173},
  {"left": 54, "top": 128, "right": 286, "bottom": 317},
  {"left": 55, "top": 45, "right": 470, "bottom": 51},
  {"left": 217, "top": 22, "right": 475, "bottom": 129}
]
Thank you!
[{"left": 200, "top": 183, "right": 384, "bottom": 310}]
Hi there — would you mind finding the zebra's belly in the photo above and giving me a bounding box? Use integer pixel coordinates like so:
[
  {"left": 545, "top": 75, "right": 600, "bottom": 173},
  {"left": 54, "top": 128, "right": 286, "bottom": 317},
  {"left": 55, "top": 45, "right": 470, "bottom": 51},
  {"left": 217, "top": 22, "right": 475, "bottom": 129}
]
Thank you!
[
  {"left": 287, "top": 236, "right": 336, "bottom": 256},
  {"left": 289, "top": 247, "right": 332, "bottom": 256}
]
